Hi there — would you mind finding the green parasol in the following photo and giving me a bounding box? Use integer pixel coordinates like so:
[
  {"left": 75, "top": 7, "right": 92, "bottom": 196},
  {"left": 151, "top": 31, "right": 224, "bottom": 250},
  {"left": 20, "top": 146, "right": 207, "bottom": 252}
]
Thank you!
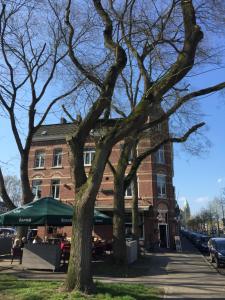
[{"left": 0, "top": 197, "right": 111, "bottom": 226}]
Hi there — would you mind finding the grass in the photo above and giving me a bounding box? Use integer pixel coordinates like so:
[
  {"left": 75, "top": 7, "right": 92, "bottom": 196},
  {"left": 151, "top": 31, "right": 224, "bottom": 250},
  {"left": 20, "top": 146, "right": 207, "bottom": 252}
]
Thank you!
[{"left": 0, "top": 275, "right": 163, "bottom": 300}]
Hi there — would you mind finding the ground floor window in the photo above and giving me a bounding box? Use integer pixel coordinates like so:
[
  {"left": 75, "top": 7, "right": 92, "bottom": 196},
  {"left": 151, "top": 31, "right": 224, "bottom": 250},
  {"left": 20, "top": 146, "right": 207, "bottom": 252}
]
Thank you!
[
  {"left": 124, "top": 213, "right": 144, "bottom": 239},
  {"left": 51, "top": 179, "right": 60, "bottom": 199},
  {"left": 32, "top": 179, "right": 42, "bottom": 200}
]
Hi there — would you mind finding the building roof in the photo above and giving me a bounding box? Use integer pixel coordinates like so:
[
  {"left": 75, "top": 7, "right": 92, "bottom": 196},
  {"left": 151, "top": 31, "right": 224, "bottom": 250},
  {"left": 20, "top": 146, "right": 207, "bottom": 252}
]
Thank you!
[
  {"left": 33, "top": 123, "right": 77, "bottom": 141},
  {"left": 32, "top": 119, "right": 123, "bottom": 142}
]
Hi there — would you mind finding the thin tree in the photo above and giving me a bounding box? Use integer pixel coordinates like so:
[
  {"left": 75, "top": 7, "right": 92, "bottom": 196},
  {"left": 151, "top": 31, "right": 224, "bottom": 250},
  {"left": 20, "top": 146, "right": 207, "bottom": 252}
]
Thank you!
[{"left": 0, "top": 1, "right": 81, "bottom": 221}]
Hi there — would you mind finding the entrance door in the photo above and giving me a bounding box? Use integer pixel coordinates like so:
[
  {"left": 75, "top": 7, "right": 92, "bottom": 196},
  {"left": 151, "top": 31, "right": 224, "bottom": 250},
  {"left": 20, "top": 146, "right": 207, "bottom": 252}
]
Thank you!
[{"left": 159, "top": 224, "right": 168, "bottom": 248}]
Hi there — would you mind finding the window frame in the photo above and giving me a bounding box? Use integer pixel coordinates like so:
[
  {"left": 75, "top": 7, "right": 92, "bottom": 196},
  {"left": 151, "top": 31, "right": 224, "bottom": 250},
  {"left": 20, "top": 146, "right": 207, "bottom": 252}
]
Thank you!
[
  {"left": 34, "top": 150, "right": 45, "bottom": 169},
  {"left": 125, "top": 213, "right": 144, "bottom": 239},
  {"left": 155, "top": 146, "right": 165, "bottom": 164},
  {"left": 157, "top": 174, "right": 166, "bottom": 198},
  {"left": 52, "top": 148, "right": 62, "bottom": 167},
  {"left": 125, "top": 182, "right": 134, "bottom": 198},
  {"left": 83, "top": 149, "right": 95, "bottom": 166},
  {"left": 51, "top": 179, "right": 60, "bottom": 199},
  {"left": 32, "top": 179, "right": 42, "bottom": 200}
]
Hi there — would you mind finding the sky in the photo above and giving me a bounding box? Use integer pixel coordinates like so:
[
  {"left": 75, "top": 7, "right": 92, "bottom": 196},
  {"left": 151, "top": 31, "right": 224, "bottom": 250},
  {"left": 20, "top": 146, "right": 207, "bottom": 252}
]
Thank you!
[
  {"left": 1, "top": 67, "right": 225, "bottom": 216},
  {"left": 174, "top": 68, "right": 225, "bottom": 215}
]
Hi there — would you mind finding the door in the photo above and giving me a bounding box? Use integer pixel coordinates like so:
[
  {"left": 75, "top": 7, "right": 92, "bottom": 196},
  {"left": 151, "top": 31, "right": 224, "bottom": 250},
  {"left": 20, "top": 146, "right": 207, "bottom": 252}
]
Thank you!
[{"left": 159, "top": 224, "right": 168, "bottom": 248}]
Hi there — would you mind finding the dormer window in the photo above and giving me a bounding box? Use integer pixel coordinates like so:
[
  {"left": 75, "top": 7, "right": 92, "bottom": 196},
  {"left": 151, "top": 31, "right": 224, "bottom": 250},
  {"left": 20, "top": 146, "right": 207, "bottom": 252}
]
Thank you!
[{"left": 34, "top": 150, "right": 45, "bottom": 168}]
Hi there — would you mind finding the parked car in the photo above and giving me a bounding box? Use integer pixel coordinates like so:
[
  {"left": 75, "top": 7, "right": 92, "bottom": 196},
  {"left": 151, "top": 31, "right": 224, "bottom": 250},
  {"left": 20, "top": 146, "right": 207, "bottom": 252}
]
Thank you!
[
  {"left": 208, "top": 238, "right": 225, "bottom": 267},
  {"left": 195, "top": 235, "right": 210, "bottom": 253},
  {"left": 0, "top": 227, "right": 16, "bottom": 237}
]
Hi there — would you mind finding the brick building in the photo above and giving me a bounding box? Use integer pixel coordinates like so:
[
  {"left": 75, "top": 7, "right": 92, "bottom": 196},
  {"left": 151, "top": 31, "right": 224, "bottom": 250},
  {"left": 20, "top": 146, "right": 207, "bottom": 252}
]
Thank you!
[{"left": 28, "top": 119, "right": 178, "bottom": 248}]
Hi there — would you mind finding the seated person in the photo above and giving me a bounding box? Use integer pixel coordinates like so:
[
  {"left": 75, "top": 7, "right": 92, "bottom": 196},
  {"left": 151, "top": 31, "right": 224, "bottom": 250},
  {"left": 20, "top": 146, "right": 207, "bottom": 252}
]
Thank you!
[
  {"left": 32, "top": 235, "right": 42, "bottom": 244},
  {"left": 11, "top": 238, "right": 22, "bottom": 264}
]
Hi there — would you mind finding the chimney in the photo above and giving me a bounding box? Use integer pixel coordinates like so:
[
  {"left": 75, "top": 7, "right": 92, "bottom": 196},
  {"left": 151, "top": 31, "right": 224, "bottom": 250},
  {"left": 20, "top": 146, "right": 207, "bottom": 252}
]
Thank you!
[{"left": 60, "top": 117, "right": 67, "bottom": 124}]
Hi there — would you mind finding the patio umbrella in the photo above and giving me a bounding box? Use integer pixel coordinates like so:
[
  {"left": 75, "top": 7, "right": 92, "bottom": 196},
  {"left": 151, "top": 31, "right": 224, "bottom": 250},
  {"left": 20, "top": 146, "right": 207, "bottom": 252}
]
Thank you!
[
  {"left": 94, "top": 209, "right": 112, "bottom": 225},
  {"left": 0, "top": 197, "right": 111, "bottom": 226}
]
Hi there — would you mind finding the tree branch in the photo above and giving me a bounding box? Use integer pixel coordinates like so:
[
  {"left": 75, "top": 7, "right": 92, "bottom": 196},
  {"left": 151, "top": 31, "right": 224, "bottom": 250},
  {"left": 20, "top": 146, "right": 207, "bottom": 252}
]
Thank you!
[
  {"left": 0, "top": 168, "right": 16, "bottom": 210},
  {"left": 124, "top": 122, "right": 205, "bottom": 189},
  {"left": 65, "top": 0, "right": 103, "bottom": 88}
]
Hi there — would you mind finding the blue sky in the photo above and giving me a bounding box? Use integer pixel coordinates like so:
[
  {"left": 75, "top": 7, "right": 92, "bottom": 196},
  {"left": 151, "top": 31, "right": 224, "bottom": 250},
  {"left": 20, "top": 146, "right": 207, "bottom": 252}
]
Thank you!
[
  {"left": 1, "top": 67, "right": 225, "bottom": 217},
  {"left": 175, "top": 68, "right": 225, "bottom": 215}
]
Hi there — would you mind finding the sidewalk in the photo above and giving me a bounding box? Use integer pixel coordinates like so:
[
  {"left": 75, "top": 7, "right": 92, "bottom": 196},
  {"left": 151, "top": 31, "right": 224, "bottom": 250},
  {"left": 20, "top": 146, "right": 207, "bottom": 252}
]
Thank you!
[{"left": 1, "top": 238, "right": 225, "bottom": 298}]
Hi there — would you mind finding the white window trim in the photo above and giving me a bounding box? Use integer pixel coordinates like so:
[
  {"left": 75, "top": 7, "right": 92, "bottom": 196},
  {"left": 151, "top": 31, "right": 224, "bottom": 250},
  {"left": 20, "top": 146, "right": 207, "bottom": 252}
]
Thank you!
[
  {"left": 32, "top": 180, "right": 42, "bottom": 200},
  {"left": 157, "top": 174, "right": 166, "bottom": 198},
  {"left": 34, "top": 151, "right": 45, "bottom": 169},
  {"left": 125, "top": 187, "right": 133, "bottom": 198},
  {"left": 53, "top": 148, "right": 62, "bottom": 167},
  {"left": 51, "top": 179, "right": 60, "bottom": 199},
  {"left": 83, "top": 150, "right": 95, "bottom": 166},
  {"left": 125, "top": 181, "right": 135, "bottom": 198}
]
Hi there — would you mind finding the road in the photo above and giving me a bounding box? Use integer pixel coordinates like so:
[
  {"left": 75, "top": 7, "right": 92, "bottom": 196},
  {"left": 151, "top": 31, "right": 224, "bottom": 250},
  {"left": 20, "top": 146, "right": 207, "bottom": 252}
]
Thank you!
[{"left": 143, "top": 237, "right": 225, "bottom": 299}]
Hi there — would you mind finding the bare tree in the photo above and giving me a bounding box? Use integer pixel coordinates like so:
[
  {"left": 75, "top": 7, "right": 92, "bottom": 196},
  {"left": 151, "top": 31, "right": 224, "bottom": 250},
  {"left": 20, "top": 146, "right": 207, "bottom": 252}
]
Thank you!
[
  {"left": 0, "top": 1, "right": 81, "bottom": 219},
  {"left": 62, "top": 0, "right": 225, "bottom": 292},
  {"left": 0, "top": 175, "right": 21, "bottom": 207}
]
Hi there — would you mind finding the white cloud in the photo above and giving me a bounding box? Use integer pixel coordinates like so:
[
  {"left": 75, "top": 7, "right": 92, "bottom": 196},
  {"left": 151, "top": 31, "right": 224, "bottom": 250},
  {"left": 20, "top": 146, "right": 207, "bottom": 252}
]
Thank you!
[
  {"left": 179, "top": 196, "right": 186, "bottom": 203},
  {"left": 217, "top": 178, "right": 224, "bottom": 184},
  {"left": 195, "top": 196, "right": 209, "bottom": 204}
]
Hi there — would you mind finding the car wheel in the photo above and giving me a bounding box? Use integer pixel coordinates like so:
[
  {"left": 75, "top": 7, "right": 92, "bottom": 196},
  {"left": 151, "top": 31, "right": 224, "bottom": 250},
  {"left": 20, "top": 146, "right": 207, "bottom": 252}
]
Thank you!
[
  {"left": 210, "top": 253, "right": 214, "bottom": 263},
  {"left": 215, "top": 257, "right": 220, "bottom": 268}
]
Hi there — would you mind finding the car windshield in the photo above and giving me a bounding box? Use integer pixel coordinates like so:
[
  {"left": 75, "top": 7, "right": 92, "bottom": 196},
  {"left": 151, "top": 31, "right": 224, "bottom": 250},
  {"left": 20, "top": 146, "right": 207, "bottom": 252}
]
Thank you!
[{"left": 216, "top": 240, "right": 225, "bottom": 251}]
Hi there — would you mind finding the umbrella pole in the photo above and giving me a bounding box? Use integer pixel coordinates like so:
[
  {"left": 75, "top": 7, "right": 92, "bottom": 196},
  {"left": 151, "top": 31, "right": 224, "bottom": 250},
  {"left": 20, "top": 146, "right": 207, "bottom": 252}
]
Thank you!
[{"left": 45, "top": 223, "right": 47, "bottom": 240}]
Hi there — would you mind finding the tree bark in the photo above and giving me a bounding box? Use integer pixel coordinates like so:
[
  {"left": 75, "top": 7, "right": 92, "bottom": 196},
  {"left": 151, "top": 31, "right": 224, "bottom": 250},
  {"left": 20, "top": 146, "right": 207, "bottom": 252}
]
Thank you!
[
  {"left": 113, "top": 175, "right": 127, "bottom": 265},
  {"left": 20, "top": 153, "right": 34, "bottom": 204},
  {"left": 65, "top": 198, "right": 95, "bottom": 292},
  {"left": 65, "top": 138, "right": 113, "bottom": 292},
  {"left": 132, "top": 173, "right": 139, "bottom": 247}
]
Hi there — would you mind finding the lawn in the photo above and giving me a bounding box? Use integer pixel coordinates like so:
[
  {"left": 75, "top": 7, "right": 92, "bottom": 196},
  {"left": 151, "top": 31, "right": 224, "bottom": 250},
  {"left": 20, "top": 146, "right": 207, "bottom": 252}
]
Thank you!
[{"left": 0, "top": 275, "right": 163, "bottom": 300}]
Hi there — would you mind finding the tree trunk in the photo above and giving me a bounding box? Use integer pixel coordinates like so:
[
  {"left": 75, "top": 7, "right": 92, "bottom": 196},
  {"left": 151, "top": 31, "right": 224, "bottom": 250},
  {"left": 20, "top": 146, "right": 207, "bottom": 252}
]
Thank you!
[
  {"left": 132, "top": 173, "right": 139, "bottom": 249},
  {"left": 16, "top": 154, "right": 34, "bottom": 239},
  {"left": 65, "top": 198, "right": 95, "bottom": 292},
  {"left": 65, "top": 138, "right": 113, "bottom": 292},
  {"left": 20, "top": 153, "right": 34, "bottom": 204},
  {"left": 113, "top": 176, "right": 127, "bottom": 265}
]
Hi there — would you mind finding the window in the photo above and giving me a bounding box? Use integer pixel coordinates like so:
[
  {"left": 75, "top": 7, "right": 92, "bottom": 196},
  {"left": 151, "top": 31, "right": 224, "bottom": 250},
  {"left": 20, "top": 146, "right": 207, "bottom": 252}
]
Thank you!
[
  {"left": 83, "top": 149, "right": 95, "bottom": 166},
  {"left": 155, "top": 146, "right": 165, "bottom": 164},
  {"left": 53, "top": 148, "right": 62, "bottom": 167},
  {"left": 157, "top": 174, "right": 166, "bottom": 197},
  {"left": 51, "top": 179, "right": 60, "bottom": 199},
  {"left": 125, "top": 182, "right": 133, "bottom": 197},
  {"left": 125, "top": 214, "right": 144, "bottom": 239},
  {"left": 32, "top": 180, "right": 42, "bottom": 200},
  {"left": 128, "top": 150, "right": 134, "bottom": 164},
  {"left": 120, "top": 144, "right": 134, "bottom": 164},
  {"left": 34, "top": 150, "right": 45, "bottom": 168}
]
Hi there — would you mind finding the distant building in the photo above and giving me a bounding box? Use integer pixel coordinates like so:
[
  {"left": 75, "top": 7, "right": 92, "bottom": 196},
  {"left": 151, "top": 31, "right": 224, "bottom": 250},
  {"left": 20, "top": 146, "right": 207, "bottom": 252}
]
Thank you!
[{"left": 180, "top": 199, "right": 191, "bottom": 227}]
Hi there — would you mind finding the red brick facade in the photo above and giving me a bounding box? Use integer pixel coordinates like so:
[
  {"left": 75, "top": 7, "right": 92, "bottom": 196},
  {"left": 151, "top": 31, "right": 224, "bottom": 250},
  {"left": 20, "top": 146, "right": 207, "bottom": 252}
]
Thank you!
[{"left": 28, "top": 122, "right": 178, "bottom": 249}]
